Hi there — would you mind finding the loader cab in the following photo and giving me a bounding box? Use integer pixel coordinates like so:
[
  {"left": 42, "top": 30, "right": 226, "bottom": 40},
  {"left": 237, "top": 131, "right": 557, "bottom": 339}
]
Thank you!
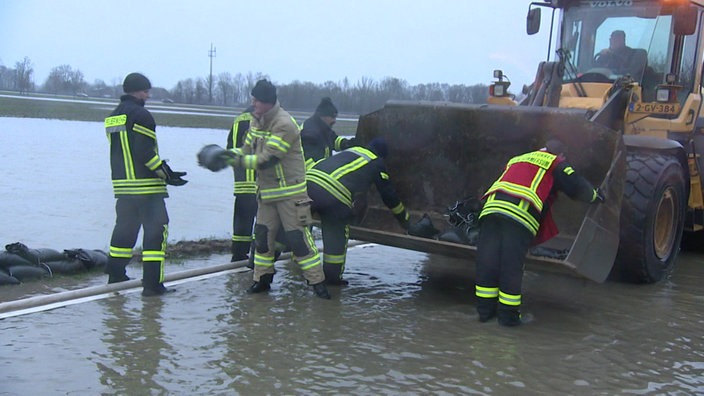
[{"left": 527, "top": 0, "right": 702, "bottom": 115}]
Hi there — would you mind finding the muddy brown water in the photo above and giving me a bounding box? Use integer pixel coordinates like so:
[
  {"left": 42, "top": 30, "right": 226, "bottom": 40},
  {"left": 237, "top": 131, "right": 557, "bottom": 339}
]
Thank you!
[
  {"left": 1, "top": 117, "right": 704, "bottom": 395},
  {"left": 2, "top": 245, "right": 704, "bottom": 395}
]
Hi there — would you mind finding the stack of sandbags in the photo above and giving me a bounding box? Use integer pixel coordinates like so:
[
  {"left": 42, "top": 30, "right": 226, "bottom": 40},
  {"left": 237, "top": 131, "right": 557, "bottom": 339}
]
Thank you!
[{"left": 0, "top": 242, "right": 108, "bottom": 286}]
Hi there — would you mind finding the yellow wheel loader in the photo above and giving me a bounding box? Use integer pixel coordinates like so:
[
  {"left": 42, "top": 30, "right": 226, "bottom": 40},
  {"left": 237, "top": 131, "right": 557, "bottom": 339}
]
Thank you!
[{"left": 350, "top": 0, "right": 704, "bottom": 284}]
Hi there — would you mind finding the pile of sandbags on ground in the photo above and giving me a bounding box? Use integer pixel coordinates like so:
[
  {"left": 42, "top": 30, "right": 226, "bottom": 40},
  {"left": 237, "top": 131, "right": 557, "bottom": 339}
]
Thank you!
[{"left": 0, "top": 242, "right": 107, "bottom": 286}]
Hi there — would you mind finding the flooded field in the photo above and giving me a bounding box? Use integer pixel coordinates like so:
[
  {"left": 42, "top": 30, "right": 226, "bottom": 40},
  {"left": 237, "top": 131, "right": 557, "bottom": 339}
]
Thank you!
[{"left": 1, "top": 118, "right": 704, "bottom": 395}]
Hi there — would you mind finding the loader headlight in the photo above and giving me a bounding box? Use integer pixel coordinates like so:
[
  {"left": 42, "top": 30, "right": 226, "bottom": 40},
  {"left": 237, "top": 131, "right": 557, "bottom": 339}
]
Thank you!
[
  {"left": 656, "top": 88, "right": 670, "bottom": 102},
  {"left": 493, "top": 84, "right": 505, "bottom": 97},
  {"left": 490, "top": 81, "right": 510, "bottom": 97},
  {"left": 655, "top": 74, "right": 681, "bottom": 103}
]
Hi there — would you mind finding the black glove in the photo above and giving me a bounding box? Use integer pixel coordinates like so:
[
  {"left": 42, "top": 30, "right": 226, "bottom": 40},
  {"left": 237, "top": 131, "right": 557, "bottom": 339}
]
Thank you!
[
  {"left": 341, "top": 136, "right": 359, "bottom": 150},
  {"left": 156, "top": 161, "right": 188, "bottom": 186},
  {"left": 594, "top": 187, "right": 605, "bottom": 203}
]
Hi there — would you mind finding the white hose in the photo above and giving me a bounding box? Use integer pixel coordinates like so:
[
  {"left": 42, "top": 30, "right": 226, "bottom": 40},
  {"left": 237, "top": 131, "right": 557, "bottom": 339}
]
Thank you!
[{"left": 0, "top": 241, "right": 371, "bottom": 319}]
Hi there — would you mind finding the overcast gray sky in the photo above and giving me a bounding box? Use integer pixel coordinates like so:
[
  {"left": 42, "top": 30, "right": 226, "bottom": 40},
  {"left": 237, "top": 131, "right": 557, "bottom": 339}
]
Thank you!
[{"left": 0, "top": 0, "right": 554, "bottom": 91}]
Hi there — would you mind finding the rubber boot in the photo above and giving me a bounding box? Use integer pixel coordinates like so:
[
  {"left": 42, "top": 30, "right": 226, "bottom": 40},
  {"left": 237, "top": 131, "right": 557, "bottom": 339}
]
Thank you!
[
  {"left": 497, "top": 307, "right": 522, "bottom": 327},
  {"left": 142, "top": 261, "right": 169, "bottom": 297},
  {"left": 323, "top": 264, "right": 347, "bottom": 286},
  {"left": 311, "top": 282, "right": 331, "bottom": 299},
  {"left": 326, "top": 278, "right": 349, "bottom": 286},
  {"left": 476, "top": 297, "right": 498, "bottom": 323},
  {"left": 106, "top": 256, "right": 130, "bottom": 284},
  {"left": 231, "top": 241, "right": 249, "bottom": 264},
  {"left": 247, "top": 273, "right": 273, "bottom": 293}
]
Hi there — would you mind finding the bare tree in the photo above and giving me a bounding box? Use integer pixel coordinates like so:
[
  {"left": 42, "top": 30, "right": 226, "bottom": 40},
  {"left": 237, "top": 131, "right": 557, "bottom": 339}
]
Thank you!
[
  {"left": 0, "top": 64, "right": 13, "bottom": 90},
  {"left": 43, "top": 65, "right": 86, "bottom": 95},
  {"left": 14, "top": 56, "right": 34, "bottom": 94},
  {"left": 216, "top": 72, "right": 234, "bottom": 106}
]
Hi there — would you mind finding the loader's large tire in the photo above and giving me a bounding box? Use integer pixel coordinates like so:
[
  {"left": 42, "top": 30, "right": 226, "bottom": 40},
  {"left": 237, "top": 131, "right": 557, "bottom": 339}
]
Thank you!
[{"left": 612, "top": 153, "right": 686, "bottom": 283}]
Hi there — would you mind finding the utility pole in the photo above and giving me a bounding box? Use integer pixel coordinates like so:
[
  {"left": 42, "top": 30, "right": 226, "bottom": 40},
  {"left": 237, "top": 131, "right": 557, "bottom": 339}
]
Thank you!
[{"left": 208, "top": 43, "right": 216, "bottom": 103}]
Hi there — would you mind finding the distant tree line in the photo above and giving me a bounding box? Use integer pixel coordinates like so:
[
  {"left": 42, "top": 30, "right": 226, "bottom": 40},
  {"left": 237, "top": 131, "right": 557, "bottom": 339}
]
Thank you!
[{"left": 0, "top": 56, "right": 491, "bottom": 114}]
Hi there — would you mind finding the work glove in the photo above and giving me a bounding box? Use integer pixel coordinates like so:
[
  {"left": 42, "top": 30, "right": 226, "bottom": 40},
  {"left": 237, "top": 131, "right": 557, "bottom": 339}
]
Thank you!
[
  {"left": 221, "top": 149, "right": 244, "bottom": 168},
  {"left": 156, "top": 161, "right": 188, "bottom": 186},
  {"left": 340, "top": 136, "right": 359, "bottom": 150},
  {"left": 197, "top": 144, "right": 236, "bottom": 172},
  {"left": 594, "top": 187, "right": 606, "bottom": 203}
]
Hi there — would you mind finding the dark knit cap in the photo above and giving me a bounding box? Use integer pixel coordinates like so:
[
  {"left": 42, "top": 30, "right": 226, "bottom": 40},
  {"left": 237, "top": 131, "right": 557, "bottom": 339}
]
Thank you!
[
  {"left": 122, "top": 72, "right": 152, "bottom": 93},
  {"left": 367, "top": 137, "right": 389, "bottom": 158},
  {"left": 315, "top": 97, "right": 338, "bottom": 117},
  {"left": 251, "top": 79, "right": 277, "bottom": 104}
]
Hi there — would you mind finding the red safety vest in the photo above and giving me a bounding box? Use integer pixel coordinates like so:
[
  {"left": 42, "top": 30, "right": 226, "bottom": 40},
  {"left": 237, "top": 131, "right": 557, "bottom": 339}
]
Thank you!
[{"left": 481, "top": 150, "right": 563, "bottom": 243}]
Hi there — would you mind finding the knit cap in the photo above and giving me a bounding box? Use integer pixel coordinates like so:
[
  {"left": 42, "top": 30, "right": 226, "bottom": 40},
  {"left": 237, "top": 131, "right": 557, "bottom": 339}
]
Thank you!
[
  {"left": 122, "top": 73, "right": 151, "bottom": 93},
  {"left": 251, "top": 79, "right": 277, "bottom": 104},
  {"left": 315, "top": 97, "right": 338, "bottom": 117}
]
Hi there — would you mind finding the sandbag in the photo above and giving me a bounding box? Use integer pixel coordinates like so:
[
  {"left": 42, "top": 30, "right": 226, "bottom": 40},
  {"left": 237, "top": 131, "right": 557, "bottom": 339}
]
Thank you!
[
  {"left": 64, "top": 249, "right": 108, "bottom": 269},
  {"left": 0, "top": 251, "right": 34, "bottom": 269},
  {"left": 441, "top": 196, "right": 482, "bottom": 246},
  {"left": 44, "top": 259, "right": 87, "bottom": 274},
  {"left": 5, "top": 242, "right": 43, "bottom": 265},
  {"left": 0, "top": 268, "right": 20, "bottom": 285},
  {"left": 197, "top": 144, "right": 231, "bottom": 172},
  {"left": 8, "top": 264, "right": 50, "bottom": 281},
  {"left": 35, "top": 248, "right": 67, "bottom": 262},
  {"left": 408, "top": 213, "right": 440, "bottom": 239},
  {"left": 438, "top": 227, "right": 468, "bottom": 244}
]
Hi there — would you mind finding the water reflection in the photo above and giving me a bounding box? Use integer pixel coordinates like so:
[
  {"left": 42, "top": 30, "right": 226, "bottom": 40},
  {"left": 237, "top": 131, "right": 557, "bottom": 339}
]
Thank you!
[
  {"left": 2, "top": 247, "right": 704, "bottom": 394},
  {"left": 98, "top": 295, "right": 171, "bottom": 394}
]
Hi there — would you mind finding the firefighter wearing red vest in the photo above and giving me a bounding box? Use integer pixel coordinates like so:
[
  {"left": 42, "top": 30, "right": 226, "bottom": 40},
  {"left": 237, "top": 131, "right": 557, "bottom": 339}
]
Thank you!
[{"left": 475, "top": 139, "right": 604, "bottom": 326}]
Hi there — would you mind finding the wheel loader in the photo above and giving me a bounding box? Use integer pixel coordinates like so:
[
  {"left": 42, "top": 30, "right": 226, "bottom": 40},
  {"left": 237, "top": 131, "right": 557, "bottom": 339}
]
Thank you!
[{"left": 349, "top": 0, "right": 704, "bottom": 284}]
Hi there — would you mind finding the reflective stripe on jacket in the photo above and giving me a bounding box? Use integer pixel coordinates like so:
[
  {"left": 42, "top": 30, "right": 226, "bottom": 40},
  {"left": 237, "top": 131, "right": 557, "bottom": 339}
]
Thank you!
[
  {"left": 242, "top": 102, "right": 308, "bottom": 202},
  {"left": 307, "top": 146, "right": 406, "bottom": 215},
  {"left": 105, "top": 95, "right": 167, "bottom": 197},
  {"left": 227, "top": 111, "right": 256, "bottom": 195},
  {"left": 480, "top": 150, "right": 561, "bottom": 235}
]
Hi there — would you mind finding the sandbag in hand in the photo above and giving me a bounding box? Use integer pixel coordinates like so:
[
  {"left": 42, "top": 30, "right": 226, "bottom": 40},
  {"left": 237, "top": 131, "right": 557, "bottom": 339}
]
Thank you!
[{"left": 197, "top": 144, "right": 236, "bottom": 172}]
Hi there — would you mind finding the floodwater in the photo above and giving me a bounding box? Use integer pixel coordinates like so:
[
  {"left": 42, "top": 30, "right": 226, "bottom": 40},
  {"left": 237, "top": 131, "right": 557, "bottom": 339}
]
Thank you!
[{"left": 2, "top": 118, "right": 704, "bottom": 395}]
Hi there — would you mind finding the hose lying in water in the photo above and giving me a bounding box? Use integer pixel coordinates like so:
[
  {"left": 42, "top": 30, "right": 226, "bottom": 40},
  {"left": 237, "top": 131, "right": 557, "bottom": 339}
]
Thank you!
[
  {"left": 0, "top": 241, "right": 370, "bottom": 319},
  {"left": 0, "top": 254, "right": 283, "bottom": 319}
]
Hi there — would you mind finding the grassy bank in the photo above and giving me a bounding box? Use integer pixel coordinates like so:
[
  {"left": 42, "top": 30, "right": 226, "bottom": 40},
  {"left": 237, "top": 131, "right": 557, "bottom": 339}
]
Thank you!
[{"left": 0, "top": 93, "right": 359, "bottom": 135}]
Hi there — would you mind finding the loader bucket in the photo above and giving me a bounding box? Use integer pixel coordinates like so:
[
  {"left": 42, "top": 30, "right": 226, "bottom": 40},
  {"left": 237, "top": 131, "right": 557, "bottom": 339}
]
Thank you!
[{"left": 351, "top": 100, "right": 625, "bottom": 280}]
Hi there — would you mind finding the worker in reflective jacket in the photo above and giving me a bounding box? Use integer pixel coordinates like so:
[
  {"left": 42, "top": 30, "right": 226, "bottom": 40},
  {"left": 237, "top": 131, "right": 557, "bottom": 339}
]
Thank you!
[
  {"left": 475, "top": 139, "right": 604, "bottom": 326},
  {"left": 226, "top": 80, "right": 330, "bottom": 299},
  {"left": 104, "top": 72, "right": 188, "bottom": 297},
  {"left": 226, "top": 106, "right": 292, "bottom": 265},
  {"left": 300, "top": 97, "right": 357, "bottom": 170},
  {"left": 226, "top": 106, "right": 257, "bottom": 263},
  {"left": 307, "top": 137, "right": 410, "bottom": 285}
]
